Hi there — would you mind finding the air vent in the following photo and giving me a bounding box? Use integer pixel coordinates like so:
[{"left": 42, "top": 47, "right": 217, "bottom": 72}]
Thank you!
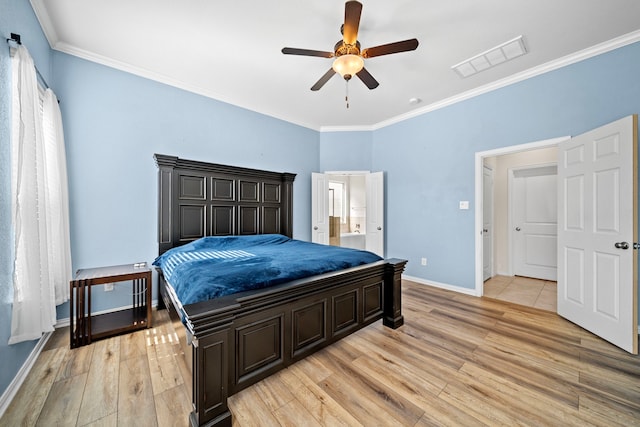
[{"left": 452, "top": 36, "right": 527, "bottom": 78}]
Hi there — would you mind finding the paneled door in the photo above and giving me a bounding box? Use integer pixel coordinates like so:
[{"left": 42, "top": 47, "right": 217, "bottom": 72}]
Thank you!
[
  {"left": 366, "top": 172, "right": 384, "bottom": 257},
  {"left": 483, "top": 165, "right": 493, "bottom": 281},
  {"left": 557, "top": 115, "right": 638, "bottom": 354},
  {"left": 512, "top": 165, "right": 558, "bottom": 280},
  {"left": 311, "top": 173, "right": 329, "bottom": 244}
]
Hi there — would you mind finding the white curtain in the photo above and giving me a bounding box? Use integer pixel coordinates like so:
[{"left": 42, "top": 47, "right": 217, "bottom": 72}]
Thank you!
[
  {"left": 43, "top": 89, "right": 72, "bottom": 305},
  {"left": 8, "top": 45, "right": 72, "bottom": 345}
]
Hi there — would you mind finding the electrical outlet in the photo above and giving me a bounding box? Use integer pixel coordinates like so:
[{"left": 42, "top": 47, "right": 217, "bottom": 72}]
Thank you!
[
  {"left": 421, "top": 257, "right": 427, "bottom": 266},
  {"left": 104, "top": 283, "right": 114, "bottom": 292}
]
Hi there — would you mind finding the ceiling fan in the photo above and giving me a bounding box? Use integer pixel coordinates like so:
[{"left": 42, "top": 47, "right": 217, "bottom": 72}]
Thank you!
[{"left": 282, "top": 0, "right": 419, "bottom": 92}]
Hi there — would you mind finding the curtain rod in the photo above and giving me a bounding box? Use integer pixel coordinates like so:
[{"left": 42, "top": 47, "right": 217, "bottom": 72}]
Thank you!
[{"left": 6, "top": 32, "right": 52, "bottom": 91}]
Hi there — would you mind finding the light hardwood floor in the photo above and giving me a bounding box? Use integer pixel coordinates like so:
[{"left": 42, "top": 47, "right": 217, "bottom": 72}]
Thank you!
[{"left": 2, "top": 280, "right": 639, "bottom": 426}]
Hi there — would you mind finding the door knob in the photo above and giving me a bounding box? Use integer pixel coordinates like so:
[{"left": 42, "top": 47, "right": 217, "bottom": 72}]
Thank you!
[
  {"left": 614, "top": 241, "right": 629, "bottom": 250},
  {"left": 515, "top": 227, "right": 521, "bottom": 231},
  {"left": 313, "top": 226, "right": 318, "bottom": 230},
  {"left": 377, "top": 226, "right": 382, "bottom": 230},
  {"left": 483, "top": 229, "right": 488, "bottom": 233}
]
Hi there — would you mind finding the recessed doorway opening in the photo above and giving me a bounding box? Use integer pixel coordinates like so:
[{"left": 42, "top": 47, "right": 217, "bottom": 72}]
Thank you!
[{"left": 474, "top": 136, "right": 569, "bottom": 297}]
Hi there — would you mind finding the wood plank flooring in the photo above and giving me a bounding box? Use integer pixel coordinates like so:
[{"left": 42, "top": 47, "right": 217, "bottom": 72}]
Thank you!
[{"left": 2, "top": 280, "right": 639, "bottom": 426}]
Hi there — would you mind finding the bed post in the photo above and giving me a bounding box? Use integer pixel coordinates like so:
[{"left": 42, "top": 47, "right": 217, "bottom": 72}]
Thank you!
[
  {"left": 154, "top": 154, "right": 178, "bottom": 255},
  {"left": 190, "top": 325, "right": 233, "bottom": 427},
  {"left": 281, "top": 173, "right": 295, "bottom": 238},
  {"left": 383, "top": 259, "right": 407, "bottom": 329}
]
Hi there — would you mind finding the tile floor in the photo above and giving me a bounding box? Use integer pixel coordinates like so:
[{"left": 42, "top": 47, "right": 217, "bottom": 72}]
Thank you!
[{"left": 484, "top": 275, "right": 557, "bottom": 312}]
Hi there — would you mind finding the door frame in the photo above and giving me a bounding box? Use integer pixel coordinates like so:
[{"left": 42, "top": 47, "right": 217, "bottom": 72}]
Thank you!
[
  {"left": 474, "top": 136, "right": 570, "bottom": 296},
  {"left": 482, "top": 165, "right": 494, "bottom": 281}
]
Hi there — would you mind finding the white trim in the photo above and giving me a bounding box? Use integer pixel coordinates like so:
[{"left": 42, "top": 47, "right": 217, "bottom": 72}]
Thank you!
[
  {"left": 29, "top": 0, "right": 59, "bottom": 47},
  {"left": 358, "top": 30, "right": 640, "bottom": 132},
  {"left": 320, "top": 125, "right": 374, "bottom": 133},
  {"left": 482, "top": 165, "right": 494, "bottom": 281},
  {"left": 54, "top": 316, "right": 70, "bottom": 328},
  {"left": 29, "top": 0, "right": 640, "bottom": 134},
  {"left": 403, "top": 274, "right": 480, "bottom": 297},
  {"left": 474, "top": 136, "right": 570, "bottom": 299},
  {"left": 0, "top": 332, "right": 52, "bottom": 418},
  {"left": 324, "top": 170, "right": 370, "bottom": 175}
]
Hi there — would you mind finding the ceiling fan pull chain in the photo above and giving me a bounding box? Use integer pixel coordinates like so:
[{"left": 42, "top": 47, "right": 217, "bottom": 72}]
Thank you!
[{"left": 345, "top": 79, "right": 350, "bottom": 108}]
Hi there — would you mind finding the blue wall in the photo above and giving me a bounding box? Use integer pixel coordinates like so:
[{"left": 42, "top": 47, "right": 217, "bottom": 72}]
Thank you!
[
  {"left": 52, "top": 51, "right": 319, "bottom": 316},
  {"left": 319, "top": 131, "right": 373, "bottom": 172},
  {"left": 374, "top": 41, "right": 640, "bottom": 287},
  {"left": 0, "top": 0, "right": 54, "bottom": 400}
]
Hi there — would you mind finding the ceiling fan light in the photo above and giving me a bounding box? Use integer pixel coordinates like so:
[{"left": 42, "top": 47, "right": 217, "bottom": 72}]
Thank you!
[{"left": 332, "top": 54, "right": 364, "bottom": 78}]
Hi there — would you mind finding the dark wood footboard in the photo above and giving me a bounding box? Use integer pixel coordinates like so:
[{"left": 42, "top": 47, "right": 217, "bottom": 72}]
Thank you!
[{"left": 158, "top": 258, "right": 406, "bottom": 427}]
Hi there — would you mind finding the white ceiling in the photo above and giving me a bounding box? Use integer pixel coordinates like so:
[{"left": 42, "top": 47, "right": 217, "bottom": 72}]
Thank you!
[{"left": 31, "top": 0, "right": 640, "bottom": 131}]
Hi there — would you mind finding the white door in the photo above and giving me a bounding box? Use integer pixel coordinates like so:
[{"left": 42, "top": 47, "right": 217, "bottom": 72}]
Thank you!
[
  {"left": 557, "top": 115, "right": 637, "bottom": 354},
  {"left": 483, "top": 166, "right": 493, "bottom": 281},
  {"left": 366, "top": 172, "right": 384, "bottom": 257},
  {"left": 311, "top": 173, "right": 329, "bottom": 244},
  {"left": 512, "top": 165, "right": 558, "bottom": 280}
]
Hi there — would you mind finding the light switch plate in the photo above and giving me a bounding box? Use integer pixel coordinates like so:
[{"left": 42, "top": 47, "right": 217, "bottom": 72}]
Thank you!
[{"left": 459, "top": 201, "right": 469, "bottom": 210}]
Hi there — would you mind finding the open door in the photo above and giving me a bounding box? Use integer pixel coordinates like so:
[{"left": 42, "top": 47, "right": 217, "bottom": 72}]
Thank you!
[
  {"left": 483, "top": 166, "right": 493, "bottom": 281},
  {"left": 557, "top": 115, "right": 638, "bottom": 354},
  {"left": 311, "top": 173, "right": 329, "bottom": 244},
  {"left": 366, "top": 172, "right": 384, "bottom": 257}
]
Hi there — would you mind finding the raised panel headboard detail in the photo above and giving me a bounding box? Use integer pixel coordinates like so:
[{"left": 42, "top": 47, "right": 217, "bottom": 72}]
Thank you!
[{"left": 154, "top": 154, "right": 296, "bottom": 254}]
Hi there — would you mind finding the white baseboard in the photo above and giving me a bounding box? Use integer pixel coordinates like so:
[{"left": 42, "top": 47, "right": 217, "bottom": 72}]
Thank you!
[
  {"left": 0, "top": 332, "right": 52, "bottom": 419},
  {"left": 55, "top": 317, "right": 70, "bottom": 328},
  {"left": 402, "top": 274, "right": 480, "bottom": 297}
]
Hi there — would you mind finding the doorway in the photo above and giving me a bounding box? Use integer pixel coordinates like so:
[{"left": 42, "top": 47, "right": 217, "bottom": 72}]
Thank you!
[
  {"left": 474, "top": 136, "right": 568, "bottom": 298},
  {"left": 476, "top": 116, "right": 638, "bottom": 354},
  {"left": 481, "top": 144, "right": 560, "bottom": 310},
  {"left": 328, "top": 174, "right": 366, "bottom": 250},
  {"left": 311, "top": 171, "right": 385, "bottom": 257}
]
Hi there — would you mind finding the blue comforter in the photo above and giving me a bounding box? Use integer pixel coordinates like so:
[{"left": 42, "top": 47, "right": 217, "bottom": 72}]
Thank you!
[{"left": 153, "top": 234, "right": 382, "bottom": 306}]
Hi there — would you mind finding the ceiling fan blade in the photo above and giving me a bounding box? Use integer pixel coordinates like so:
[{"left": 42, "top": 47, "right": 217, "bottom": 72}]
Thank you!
[
  {"left": 343, "top": 1, "right": 363, "bottom": 45},
  {"left": 356, "top": 67, "right": 379, "bottom": 90},
  {"left": 282, "top": 47, "right": 334, "bottom": 58},
  {"left": 311, "top": 68, "right": 336, "bottom": 91},
  {"left": 362, "top": 38, "right": 419, "bottom": 58}
]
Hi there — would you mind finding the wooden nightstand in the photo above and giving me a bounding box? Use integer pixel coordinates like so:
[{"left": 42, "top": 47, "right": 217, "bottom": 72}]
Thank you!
[{"left": 70, "top": 263, "right": 152, "bottom": 348}]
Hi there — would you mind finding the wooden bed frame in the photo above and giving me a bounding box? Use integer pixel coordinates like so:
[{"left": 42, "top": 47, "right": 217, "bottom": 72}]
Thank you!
[{"left": 154, "top": 154, "right": 407, "bottom": 427}]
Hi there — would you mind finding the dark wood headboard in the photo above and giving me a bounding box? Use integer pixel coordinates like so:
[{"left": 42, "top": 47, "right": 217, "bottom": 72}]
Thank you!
[{"left": 154, "top": 154, "right": 296, "bottom": 255}]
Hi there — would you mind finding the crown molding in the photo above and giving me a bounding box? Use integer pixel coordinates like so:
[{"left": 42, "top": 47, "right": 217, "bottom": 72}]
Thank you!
[
  {"left": 320, "top": 125, "right": 375, "bottom": 132},
  {"left": 366, "top": 29, "right": 640, "bottom": 132},
  {"left": 28, "top": 0, "right": 640, "bottom": 134},
  {"left": 29, "top": 0, "right": 59, "bottom": 47},
  {"left": 53, "top": 42, "right": 323, "bottom": 131}
]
